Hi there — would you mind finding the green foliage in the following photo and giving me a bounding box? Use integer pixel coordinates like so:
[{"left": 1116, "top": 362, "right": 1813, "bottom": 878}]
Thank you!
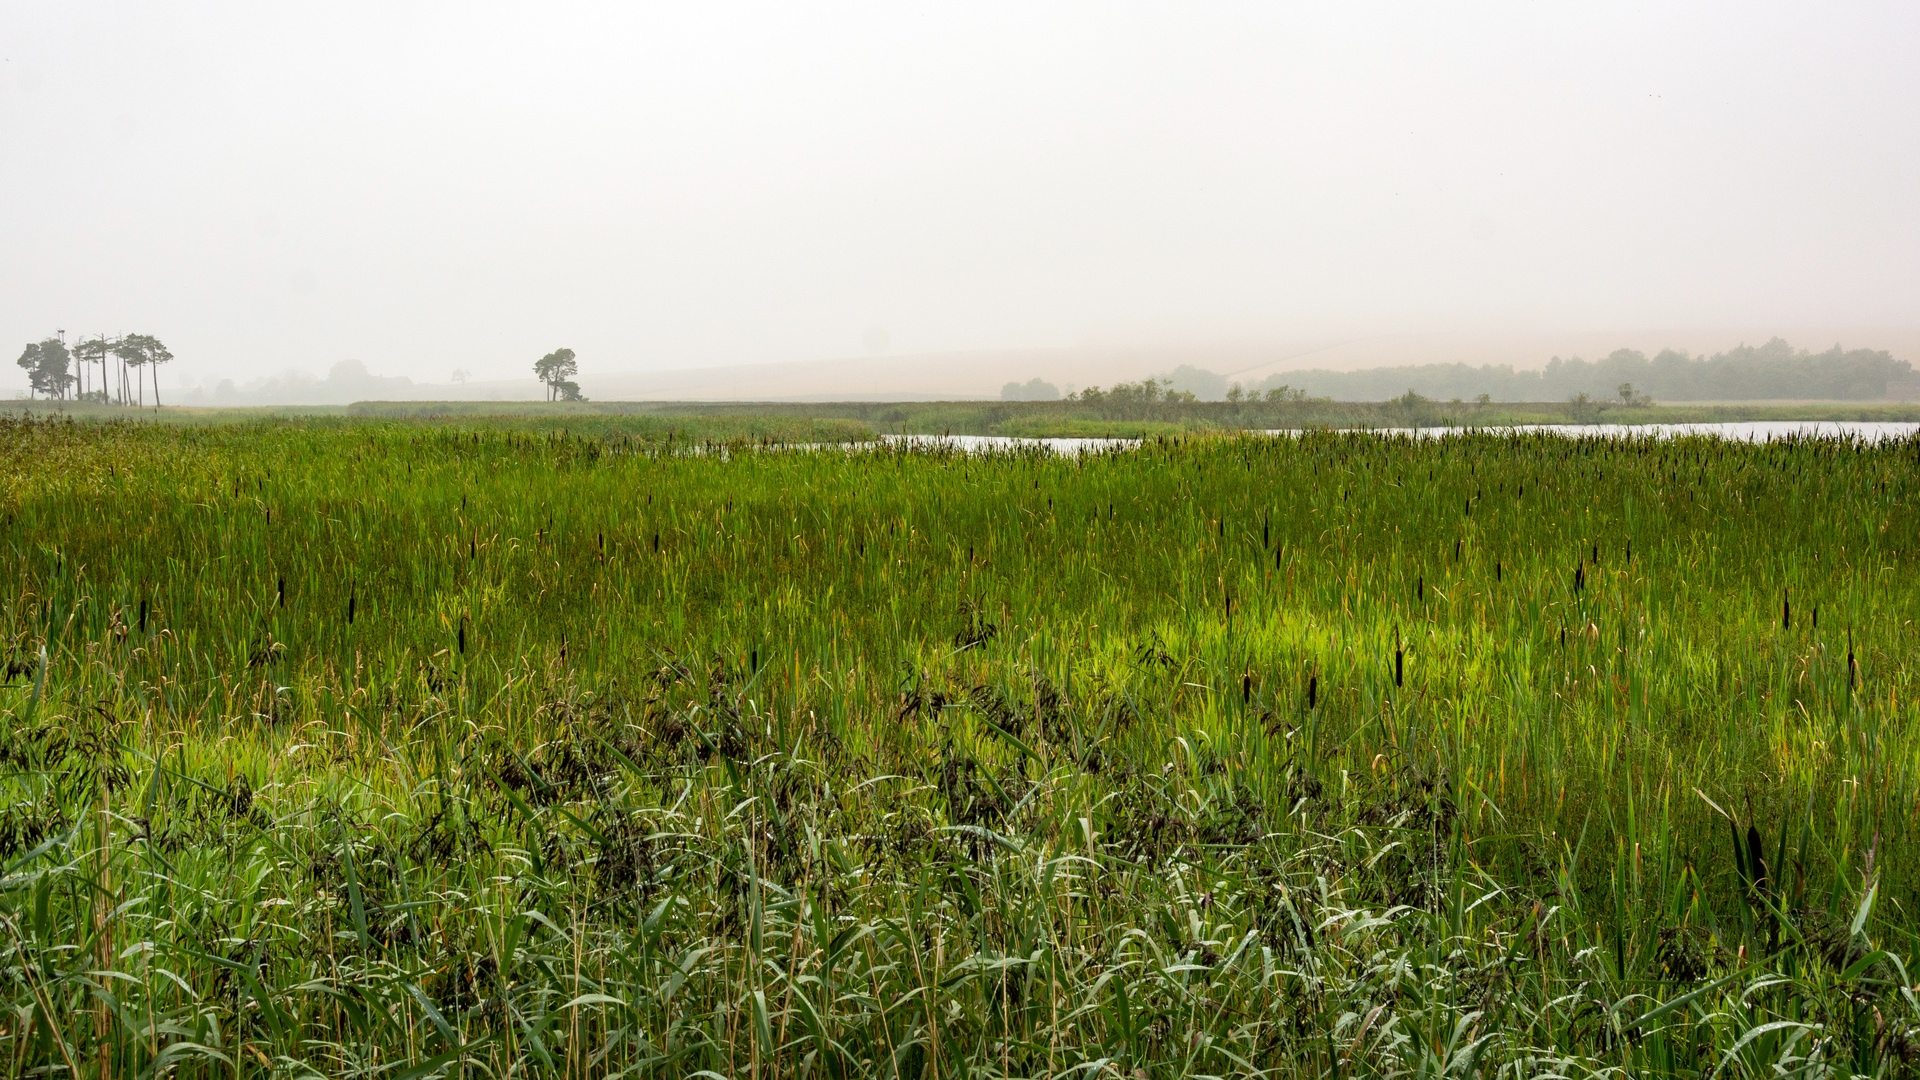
[
  {"left": 13, "top": 337, "right": 72, "bottom": 399},
  {"left": 533, "top": 347, "right": 581, "bottom": 402},
  {"left": 0, "top": 418, "right": 1917, "bottom": 1075},
  {"left": 112, "top": 332, "right": 174, "bottom": 405}
]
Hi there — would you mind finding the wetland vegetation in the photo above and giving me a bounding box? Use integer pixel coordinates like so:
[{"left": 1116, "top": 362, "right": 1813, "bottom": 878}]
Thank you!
[{"left": 2, "top": 416, "right": 1917, "bottom": 1077}]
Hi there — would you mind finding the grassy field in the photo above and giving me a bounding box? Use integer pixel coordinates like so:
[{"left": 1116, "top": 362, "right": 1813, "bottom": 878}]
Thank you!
[{"left": 2, "top": 416, "right": 1918, "bottom": 1077}]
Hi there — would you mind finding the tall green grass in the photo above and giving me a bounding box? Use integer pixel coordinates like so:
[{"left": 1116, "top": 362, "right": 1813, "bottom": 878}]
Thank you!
[{"left": 1, "top": 416, "right": 1916, "bottom": 1077}]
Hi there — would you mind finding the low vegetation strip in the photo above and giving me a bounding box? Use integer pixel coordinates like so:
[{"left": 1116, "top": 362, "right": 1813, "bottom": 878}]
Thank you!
[{"left": 0, "top": 417, "right": 1916, "bottom": 1076}]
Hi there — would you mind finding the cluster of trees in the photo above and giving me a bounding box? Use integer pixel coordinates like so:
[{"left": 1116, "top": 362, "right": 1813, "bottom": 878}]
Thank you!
[
  {"left": 1041, "top": 377, "right": 1307, "bottom": 419},
  {"left": 1252, "top": 339, "right": 1909, "bottom": 403},
  {"left": 533, "top": 348, "right": 586, "bottom": 401},
  {"left": 999, "top": 377, "right": 1061, "bottom": 401},
  {"left": 15, "top": 332, "right": 174, "bottom": 404}
]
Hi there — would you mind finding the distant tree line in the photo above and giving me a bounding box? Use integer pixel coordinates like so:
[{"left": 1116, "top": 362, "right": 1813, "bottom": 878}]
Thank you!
[
  {"left": 15, "top": 331, "right": 174, "bottom": 404},
  {"left": 1242, "top": 339, "right": 1908, "bottom": 403}
]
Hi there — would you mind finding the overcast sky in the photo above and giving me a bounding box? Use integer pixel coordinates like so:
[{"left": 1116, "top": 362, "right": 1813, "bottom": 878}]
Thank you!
[{"left": 4, "top": 2, "right": 1918, "bottom": 388}]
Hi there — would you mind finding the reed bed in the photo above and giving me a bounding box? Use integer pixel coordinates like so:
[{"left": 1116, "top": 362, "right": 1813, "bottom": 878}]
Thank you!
[{"left": 0, "top": 416, "right": 1916, "bottom": 1078}]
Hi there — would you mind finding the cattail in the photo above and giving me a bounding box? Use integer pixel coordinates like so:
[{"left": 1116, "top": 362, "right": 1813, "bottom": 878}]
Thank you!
[
  {"left": 751, "top": 648, "right": 758, "bottom": 671},
  {"left": 1812, "top": 603, "right": 1818, "bottom": 630},
  {"left": 1417, "top": 575, "right": 1423, "bottom": 602},
  {"left": 1241, "top": 673, "right": 1252, "bottom": 704},
  {"left": 1263, "top": 519, "right": 1270, "bottom": 547},
  {"left": 138, "top": 598, "right": 147, "bottom": 633},
  {"left": 1574, "top": 564, "right": 1584, "bottom": 593},
  {"left": 653, "top": 532, "right": 660, "bottom": 553},
  {"left": 1394, "top": 630, "right": 1404, "bottom": 688},
  {"left": 1782, "top": 591, "right": 1790, "bottom": 630},
  {"left": 347, "top": 593, "right": 355, "bottom": 624},
  {"left": 1848, "top": 630, "right": 1856, "bottom": 690},
  {"left": 1308, "top": 674, "right": 1317, "bottom": 710},
  {"left": 1495, "top": 560, "right": 1502, "bottom": 582},
  {"left": 1746, "top": 824, "right": 1768, "bottom": 896},
  {"left": 458, "top": 618, "right": 466, "bottom": 654},
  {"left": 1274, "top": 546, "right": 1282, "bottom": 570},
  {"left": 1453, "top": 538, "right": 1460, "bottom": 561},
  {"left": 277, "top": 577, "right": 285, "bottom": 608}
]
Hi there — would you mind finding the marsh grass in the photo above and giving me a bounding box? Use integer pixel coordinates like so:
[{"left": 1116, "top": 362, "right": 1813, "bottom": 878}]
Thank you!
[{"left": 0, "top": 417, "right": 1917, "bottom": 1076}]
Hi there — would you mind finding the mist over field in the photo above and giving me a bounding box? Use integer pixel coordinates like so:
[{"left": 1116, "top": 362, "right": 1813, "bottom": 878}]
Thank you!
[{"left": 5, "top": 3, "right": 1919, "bottom": 402}]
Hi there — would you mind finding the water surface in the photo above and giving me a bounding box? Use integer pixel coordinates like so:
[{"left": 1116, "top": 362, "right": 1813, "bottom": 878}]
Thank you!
[{"left": 879, "top": 421, "right": 1920, "bottom": 455}]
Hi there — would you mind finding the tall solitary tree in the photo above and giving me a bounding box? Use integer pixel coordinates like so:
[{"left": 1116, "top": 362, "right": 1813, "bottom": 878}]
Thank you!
[
  {"left": 533, "top": 348, "right": 580, "bottom": 401},
  {"left": 15, "top": 337, "right": 74, "bottom": 399}
]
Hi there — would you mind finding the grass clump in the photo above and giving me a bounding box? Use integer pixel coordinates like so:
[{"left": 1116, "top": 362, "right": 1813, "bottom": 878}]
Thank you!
[{"left": 1, "top": 416, "right": 1918, "bottom": 1076}]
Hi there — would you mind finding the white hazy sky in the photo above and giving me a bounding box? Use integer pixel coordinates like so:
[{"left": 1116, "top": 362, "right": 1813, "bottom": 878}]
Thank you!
[{"left": 4, "top": 2, "right": 1918, "bottom": 388}]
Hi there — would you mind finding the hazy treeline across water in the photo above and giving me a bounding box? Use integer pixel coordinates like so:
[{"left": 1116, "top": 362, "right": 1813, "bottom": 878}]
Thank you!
[{"left": 1248, "top": 337, "right": 1907, "bottom": 403}]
